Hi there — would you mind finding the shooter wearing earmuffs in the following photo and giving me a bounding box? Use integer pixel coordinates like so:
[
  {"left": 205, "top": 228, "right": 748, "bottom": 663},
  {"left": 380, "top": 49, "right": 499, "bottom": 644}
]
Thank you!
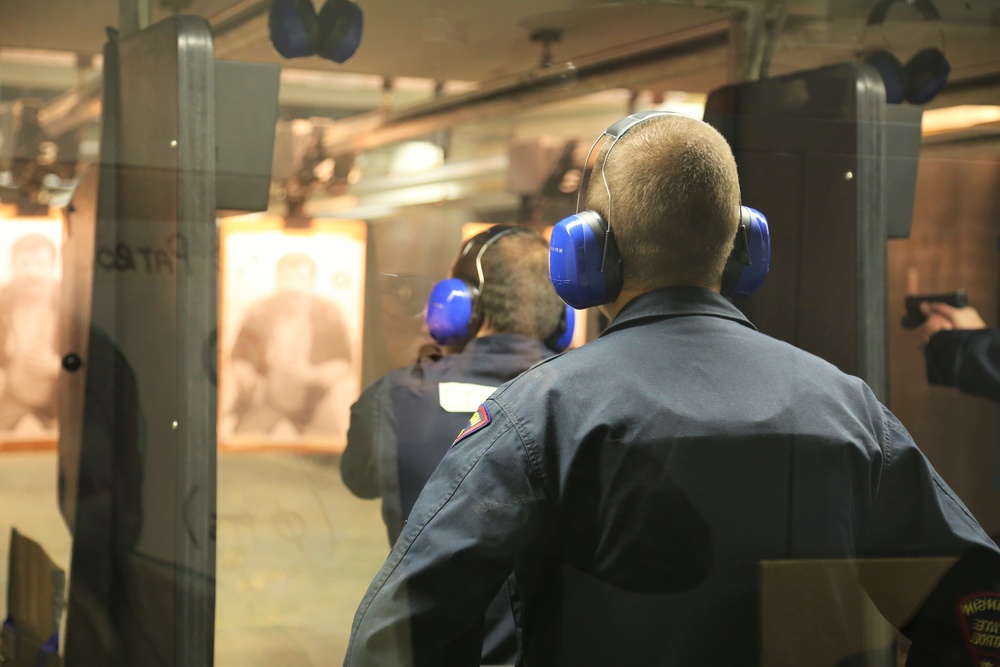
[
  {"left": 345, "top": 112, "right": 1000, "bottom": 667},
  {"left": 340, "top": 225, "right": 571, "bottom": 665}
]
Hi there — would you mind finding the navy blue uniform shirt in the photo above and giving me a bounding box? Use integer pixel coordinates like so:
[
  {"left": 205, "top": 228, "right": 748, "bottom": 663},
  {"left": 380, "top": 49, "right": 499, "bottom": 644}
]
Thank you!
[
  {"left": 341, "top": 334, "right": 554, "bottom": 665},
  {"left": 345, "top": 287, "right": 1000, "bottom": 667},
  {"left": 926, "top": 328, "right": 1000, "bottom": 401}
]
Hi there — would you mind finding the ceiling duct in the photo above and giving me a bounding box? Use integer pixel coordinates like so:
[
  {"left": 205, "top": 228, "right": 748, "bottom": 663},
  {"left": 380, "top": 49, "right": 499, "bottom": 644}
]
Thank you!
[
  {"left": 34, "top": 9, "right": 734, "bottom": 156},
  {"left": 318, "top": 17, "right": 734, "bottom": 155},
  {"left": 36, "top": 0, "right": 271, "bottom": 137}
]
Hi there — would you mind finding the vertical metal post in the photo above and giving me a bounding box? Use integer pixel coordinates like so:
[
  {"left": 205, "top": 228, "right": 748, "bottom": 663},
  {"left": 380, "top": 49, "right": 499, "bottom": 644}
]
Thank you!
[
  {"left": 739, "top": 0, "right": 791, "bottom": 82},
  {"left": 119, "top": 0, "right": 152, "bottom": 37},
  {"left": 740, "top": 3, "right": 769, "bottom": 81},
  {"left": 174, "top": 18, "right": 218, "bottom": 666},
  {"left": 63, "top": 17, "right": 218, "bottom": 666}
]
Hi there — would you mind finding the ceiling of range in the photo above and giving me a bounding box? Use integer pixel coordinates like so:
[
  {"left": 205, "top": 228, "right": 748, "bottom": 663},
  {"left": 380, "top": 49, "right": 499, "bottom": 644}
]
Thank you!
[
  {"left": 2, "top": 0, "right": 998, "bottom": 219},
  {"left": 2, "top": 0, "right": 998, "bottom": 96}
]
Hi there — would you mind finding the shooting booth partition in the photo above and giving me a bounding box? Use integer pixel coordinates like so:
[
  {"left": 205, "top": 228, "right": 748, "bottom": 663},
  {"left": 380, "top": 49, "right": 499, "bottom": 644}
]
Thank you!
[
  {"left": 703, "top": 61, "right": 928, "bottom": 666},
  {"left": 704, "top": 61, "right": 923, "bottom": 403},
  {"left": 58, "top": 16, "right": 278, "bottom": 667}
]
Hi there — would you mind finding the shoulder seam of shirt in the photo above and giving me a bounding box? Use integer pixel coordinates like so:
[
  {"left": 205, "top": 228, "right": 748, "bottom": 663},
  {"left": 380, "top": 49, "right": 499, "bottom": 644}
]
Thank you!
[
  {"left": 877, "top": 402, "right": 893, "bottom": 474},
  {"left": 490, "top": 355, "right": 562, "bottom": 401},
  {"left": 881, "top": 402, "right": 986, "bottom": 529},
  {"left": 929, "top": 471, "right": 984, "bottom": 527},
  {"left": 490, "top": 397, "right": 545, "bottom": 487}
]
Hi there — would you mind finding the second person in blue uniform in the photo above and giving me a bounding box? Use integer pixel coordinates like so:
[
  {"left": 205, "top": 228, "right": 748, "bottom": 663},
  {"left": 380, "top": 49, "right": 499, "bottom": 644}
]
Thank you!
[{"left": 340, "top": 225, "right": 568, "bottom": 665}]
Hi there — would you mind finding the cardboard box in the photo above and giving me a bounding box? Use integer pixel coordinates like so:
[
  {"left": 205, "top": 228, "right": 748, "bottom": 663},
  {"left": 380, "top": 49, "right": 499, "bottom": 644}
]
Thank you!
[
  {"left": 760, "top": 558, "right": 956, "bottom": 667},
  {"left": 1, "top": 528, "right": 64, "bottom": 667}
]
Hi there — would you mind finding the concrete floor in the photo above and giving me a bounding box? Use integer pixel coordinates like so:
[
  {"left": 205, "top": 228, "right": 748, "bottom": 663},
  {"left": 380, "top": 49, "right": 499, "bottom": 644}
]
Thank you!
[
  {"left": 1, "top": 450, "right": 919, "bottom": 667},
  {"left": 0, "top": 450, "right": 388, "bottom": 666}
]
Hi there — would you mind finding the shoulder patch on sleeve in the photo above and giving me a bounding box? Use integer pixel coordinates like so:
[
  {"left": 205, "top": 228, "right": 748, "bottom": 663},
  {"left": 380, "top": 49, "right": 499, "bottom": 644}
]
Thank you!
[
  {"left": 957, "top": 592, "right": 1000, "bottom": 665},
  {"left": 451, "top": 404, "right": 491, "bottom": 447}
]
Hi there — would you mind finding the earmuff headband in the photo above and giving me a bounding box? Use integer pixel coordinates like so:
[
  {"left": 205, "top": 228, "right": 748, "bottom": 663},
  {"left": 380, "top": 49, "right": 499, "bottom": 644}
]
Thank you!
[
  {"left": 429, "top": 225, "right": 575, "bottom": 350},
  {"left": 576, "top": 110, "right": 724, "bottom": 287},
  {"left": 579, "top": 111, "right": 686, "bottom": 271},
  {"left": 472, "top": 227, "right": 522, "bottom": 292}
]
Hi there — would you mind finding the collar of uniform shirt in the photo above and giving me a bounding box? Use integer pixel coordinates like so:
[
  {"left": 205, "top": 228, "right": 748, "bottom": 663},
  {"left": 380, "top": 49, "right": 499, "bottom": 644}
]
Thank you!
[
  {"left": 464, "top": 333, "right": 551, "bottom": 355},
  {"left": 600, "top": 285, "right": 758, "bottom": 337}
]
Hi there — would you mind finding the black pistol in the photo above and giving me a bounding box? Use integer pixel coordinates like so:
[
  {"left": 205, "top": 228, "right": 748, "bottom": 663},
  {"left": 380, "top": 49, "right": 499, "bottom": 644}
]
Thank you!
[{"left": 901, "top": 289, "right": 968, "bottom": 329}]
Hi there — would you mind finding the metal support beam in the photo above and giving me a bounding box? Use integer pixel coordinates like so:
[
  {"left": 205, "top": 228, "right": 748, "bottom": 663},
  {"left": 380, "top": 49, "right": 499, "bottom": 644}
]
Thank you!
[
  {"left": 740, "top": 0, "right": 792, "bottom": 81},
  {"left": 120, "top": 0, "right": 152, "bottom": 37}
]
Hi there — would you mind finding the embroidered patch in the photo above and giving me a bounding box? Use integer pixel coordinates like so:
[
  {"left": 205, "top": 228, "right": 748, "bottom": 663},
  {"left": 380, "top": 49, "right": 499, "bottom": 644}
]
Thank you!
[
  {"left": 957, "top": 592, "right": 1000, "bottom": 665},
  {"left": 452, "top": 404, "right": 491, "bottom": 447}
]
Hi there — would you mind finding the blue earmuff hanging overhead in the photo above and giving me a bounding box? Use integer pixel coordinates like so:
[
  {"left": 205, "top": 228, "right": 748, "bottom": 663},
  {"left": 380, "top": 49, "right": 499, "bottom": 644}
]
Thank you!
[
  {"left": 269, "top": 0, "right": 363, "bottom": 64},
  {"left": 862, "top": 0, "right": 950, "bottom": 105},
  {"left": 548, "top": 110, "right": 771, "bottom": 310},
  {"left": 425, "top": 226, "right": 576, "bottom": 352}
]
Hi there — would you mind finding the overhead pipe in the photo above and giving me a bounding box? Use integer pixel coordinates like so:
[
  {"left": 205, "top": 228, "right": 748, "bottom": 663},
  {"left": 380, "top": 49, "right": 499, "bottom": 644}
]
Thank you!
[
  {"left": 318, "top": 18, "right": 734, "bottom": 156},
  {"left": 120, "top": 0, "right": 152, "bottom": 38},
  {"left": 37, "top": 0, "right": 270, "bottom": 137},
  {"left": 36, "top": 75, "right": 103, "bottom": 138}
]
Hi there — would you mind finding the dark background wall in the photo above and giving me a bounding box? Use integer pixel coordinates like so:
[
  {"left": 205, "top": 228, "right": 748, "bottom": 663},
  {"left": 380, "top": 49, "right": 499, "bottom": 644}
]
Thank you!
[{"left": 886, "top": 139, "right": 1000, "bottom": 535}]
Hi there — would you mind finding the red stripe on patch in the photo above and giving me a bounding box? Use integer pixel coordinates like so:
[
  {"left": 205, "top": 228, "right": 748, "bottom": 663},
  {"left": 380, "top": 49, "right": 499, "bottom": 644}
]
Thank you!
[{"left": 452, "top": 404, "right": 491, "bottom": 447}]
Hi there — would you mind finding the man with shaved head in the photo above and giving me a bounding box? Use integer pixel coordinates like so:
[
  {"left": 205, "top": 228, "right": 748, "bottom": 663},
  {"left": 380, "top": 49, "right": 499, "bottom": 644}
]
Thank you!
[{"left": 345, "top": 112, "right": 1000, "bottom": 667}]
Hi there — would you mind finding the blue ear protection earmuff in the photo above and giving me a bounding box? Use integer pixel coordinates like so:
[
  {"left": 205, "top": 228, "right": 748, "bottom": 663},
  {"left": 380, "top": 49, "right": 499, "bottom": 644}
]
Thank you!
[
  {"left": 426, "top": 226, "right": 577, "bottom": 351},
  {"left": 862, "top": 0, "right": 949, "bottom": 105},
  {"left": 317, "top": 0, "right": 364, "bottom": 63},
  {"left": 548, "top": 111, "right": 656, "bottom": 310},
  {"left": 269, "top": 0, "right": 363, "bottom": 63},
  {"left": 545, "top": 304, "right": 576, "bottom": 353},
  {"left": 269, "top": 0, "right": 319, "bottom": 60},
  {"left": 549, "top": 110, "right": 771, "bottom": 310},
  {"left": 721, "top": 206, "right": 770, "bottom": 298},
  {"left": 426, "top": 277, "right": 477, "bottom": 345},
  {"left": 549, "top": 209, "right": 623, "bottom": 311}
]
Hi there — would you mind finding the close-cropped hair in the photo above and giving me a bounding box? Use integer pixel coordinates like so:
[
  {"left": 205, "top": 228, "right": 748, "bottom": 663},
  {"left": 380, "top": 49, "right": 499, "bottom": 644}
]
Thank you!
[
  {"left": 450, "top": 227, "right": 564, "bottom": 341},
  {"left": 586, "top": 114, "right": 741, "bottom": 291}
]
